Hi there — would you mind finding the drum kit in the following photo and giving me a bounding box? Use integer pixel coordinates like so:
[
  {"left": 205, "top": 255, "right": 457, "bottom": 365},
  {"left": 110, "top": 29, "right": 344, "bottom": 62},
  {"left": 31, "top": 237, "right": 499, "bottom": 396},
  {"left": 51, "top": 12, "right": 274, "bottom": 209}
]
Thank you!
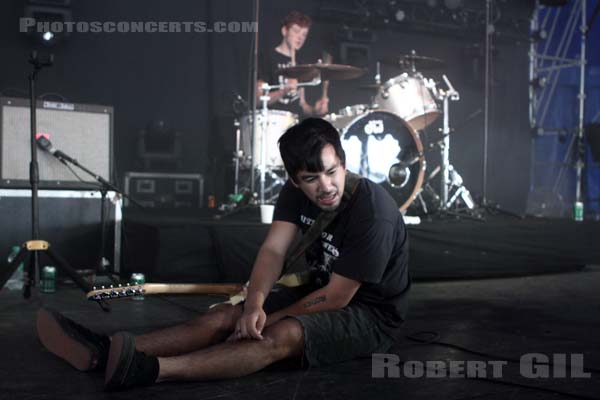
[{"left": 231, "top": 50, "right": 475, "bottom": 215}]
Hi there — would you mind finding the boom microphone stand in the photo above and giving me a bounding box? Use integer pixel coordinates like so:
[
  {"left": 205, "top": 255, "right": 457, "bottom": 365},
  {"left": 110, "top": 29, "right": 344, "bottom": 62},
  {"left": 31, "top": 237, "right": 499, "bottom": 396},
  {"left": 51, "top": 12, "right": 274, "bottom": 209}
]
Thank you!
[
  {"left": 0, "top": 52, "right": 111, "bottom": 311},
  {"left": 37, "top": 136, "right": 143, "bottom": 279}
]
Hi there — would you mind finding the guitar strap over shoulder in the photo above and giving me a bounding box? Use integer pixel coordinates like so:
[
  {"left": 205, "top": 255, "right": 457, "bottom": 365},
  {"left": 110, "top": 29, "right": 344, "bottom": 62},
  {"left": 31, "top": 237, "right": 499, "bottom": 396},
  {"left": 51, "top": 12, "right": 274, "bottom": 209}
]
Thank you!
[
  {"left": 215, "top": 171, "right": 363, "bottom": 307},
  {"left": 281, "top": 171, "right": 363, "bottom": 278}
]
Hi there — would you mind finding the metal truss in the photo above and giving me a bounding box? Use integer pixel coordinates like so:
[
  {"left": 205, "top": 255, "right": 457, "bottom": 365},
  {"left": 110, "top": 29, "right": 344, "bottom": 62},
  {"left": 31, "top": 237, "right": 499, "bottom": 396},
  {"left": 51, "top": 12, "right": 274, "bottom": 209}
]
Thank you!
[{"left": 528, "top": 0, "right": 587, "bottom": 209}]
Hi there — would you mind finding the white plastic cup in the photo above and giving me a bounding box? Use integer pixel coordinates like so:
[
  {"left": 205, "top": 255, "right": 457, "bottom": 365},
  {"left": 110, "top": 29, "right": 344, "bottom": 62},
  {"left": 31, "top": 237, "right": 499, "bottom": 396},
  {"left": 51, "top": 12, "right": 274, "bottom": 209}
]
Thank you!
[{"left": 260, "top": 205, "right": 275, "bottom": 224}]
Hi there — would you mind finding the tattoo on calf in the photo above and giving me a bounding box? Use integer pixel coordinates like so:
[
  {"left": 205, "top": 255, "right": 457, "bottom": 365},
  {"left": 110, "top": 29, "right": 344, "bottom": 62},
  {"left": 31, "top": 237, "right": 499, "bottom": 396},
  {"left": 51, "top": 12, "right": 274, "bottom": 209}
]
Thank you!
[{"left": 303, "top": 295, "right": 326, "bottom": 308}]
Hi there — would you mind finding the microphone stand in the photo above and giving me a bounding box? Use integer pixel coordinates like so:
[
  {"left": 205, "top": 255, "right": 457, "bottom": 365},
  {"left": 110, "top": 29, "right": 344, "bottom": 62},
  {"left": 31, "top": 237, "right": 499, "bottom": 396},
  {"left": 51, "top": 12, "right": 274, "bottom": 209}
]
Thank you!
[
  {"left": 0, "top": 52, "right": 111, "bottom": 311},
  {"left": 47, "top": 150, "right": 143, "bottom": 282}
]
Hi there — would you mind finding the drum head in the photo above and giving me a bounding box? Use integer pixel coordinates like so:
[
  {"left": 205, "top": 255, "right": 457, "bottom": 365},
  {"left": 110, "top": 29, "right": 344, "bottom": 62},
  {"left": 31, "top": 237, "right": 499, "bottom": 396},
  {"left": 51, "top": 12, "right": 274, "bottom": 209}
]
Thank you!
[{"left": 340, "top": 111, "right": 425, "bottom": 211}]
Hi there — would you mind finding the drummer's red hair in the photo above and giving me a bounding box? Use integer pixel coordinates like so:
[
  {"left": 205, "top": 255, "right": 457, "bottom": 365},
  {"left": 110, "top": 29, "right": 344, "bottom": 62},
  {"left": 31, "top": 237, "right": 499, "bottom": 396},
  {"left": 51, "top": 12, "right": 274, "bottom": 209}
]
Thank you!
[{"left": 281, "top": 11, "right": 312, "bottom": 29}]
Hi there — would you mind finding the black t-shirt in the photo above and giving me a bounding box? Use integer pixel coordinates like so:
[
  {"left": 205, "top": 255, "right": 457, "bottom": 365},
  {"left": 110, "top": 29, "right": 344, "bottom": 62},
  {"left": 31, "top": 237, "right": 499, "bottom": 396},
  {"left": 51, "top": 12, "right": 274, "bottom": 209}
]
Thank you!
[
  {"left": 258, "top": 49, "right": 300, "bottom": 114},
  {"left": 273, "top": 178, "right": 411, "bottom": 338}
]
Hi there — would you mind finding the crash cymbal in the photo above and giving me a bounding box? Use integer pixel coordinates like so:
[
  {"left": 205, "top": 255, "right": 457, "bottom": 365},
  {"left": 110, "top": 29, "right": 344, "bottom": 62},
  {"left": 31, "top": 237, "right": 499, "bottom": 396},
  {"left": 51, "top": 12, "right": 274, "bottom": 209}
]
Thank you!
[
  {"left": 382, "top": 53, "right": 445, "bottom": 71},
  {"left": 277, "top": 63, "right": 367, "bottom": 81},
  {"left": 275, "top": 65, "right": 319, "bottom": 82}
]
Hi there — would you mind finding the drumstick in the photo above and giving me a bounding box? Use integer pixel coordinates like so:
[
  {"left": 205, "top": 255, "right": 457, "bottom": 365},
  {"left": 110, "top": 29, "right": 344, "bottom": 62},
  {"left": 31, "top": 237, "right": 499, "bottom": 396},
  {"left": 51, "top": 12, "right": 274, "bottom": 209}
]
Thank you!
[{"left": 321, "top": 51, "right": 332, "bottom": 99}]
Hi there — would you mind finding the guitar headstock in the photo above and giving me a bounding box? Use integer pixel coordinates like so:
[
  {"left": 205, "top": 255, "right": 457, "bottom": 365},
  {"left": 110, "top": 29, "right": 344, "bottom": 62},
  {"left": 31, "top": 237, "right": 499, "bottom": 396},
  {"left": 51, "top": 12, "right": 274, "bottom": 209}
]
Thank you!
[{"left": 86, "top": 284, "right": 145, "bottom": 301}]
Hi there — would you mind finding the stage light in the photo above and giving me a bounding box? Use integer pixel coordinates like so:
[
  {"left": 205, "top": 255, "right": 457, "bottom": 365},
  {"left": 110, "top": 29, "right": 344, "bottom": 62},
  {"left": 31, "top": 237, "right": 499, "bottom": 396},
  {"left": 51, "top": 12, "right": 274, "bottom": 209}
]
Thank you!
[
  {"left": 531, "top": 29, "right": 548, "bottom": 41},
  {"left": 530, "top": 76, "right": 547, "bottom": 89},
  {"left": 42, "top": 31, "right": 54, "bottom": 41},
  {"left": 23, "top": 1, "right": 72, "bottom": 46},
  {"left": 395, "top": 9, "right": 406, "bottom": 22}
]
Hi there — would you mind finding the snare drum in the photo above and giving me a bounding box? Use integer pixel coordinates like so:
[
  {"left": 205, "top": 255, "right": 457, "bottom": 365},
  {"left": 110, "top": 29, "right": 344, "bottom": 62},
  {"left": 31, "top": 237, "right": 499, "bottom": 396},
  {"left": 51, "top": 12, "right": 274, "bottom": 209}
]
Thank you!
[
  {"left": 374, "top": 72, "right": 440, "bottom": 131},
  {"left": 240, "top": 110, "right": 298, "bottom": 169},
  {"left": 332, "top": 111, "right": 425, "bottom": 211}
]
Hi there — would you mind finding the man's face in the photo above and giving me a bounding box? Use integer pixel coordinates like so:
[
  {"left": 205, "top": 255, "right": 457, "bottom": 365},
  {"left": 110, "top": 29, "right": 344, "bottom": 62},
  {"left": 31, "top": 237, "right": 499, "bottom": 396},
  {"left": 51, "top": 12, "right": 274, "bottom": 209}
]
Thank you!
[
  {"left": 292, "top": 144, "right": 346, "bottom": 211},
  {"left": 282, "top": 23, "right": 309, "bottom": 51}
]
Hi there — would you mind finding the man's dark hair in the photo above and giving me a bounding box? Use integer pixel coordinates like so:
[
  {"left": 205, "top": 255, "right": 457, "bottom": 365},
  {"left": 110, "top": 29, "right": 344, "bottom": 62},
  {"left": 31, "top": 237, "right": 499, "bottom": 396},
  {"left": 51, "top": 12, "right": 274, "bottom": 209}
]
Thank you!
[
  {"left": 278, "top": 118, "right": 345, "bottom": 182},
  {"left": 281, "top": 10, "right": 312, "bottom": 29}
]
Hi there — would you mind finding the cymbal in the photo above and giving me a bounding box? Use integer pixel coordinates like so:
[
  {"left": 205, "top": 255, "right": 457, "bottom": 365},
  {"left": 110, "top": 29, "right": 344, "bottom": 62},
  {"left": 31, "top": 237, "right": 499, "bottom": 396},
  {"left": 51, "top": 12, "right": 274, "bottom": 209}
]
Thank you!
[
  {"left": 275, "top": 66, "right": 319, "bottom": 82},
  {"left": 381, "top": 54, "right": 445, "bottom": 71},
  {"left": 276, "top": 64, "right": 367, "bottom": 81}
]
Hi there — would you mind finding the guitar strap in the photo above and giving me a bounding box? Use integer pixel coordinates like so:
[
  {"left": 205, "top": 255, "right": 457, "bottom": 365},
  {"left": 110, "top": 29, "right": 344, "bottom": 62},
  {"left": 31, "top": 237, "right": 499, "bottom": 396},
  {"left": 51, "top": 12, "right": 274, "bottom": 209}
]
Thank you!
[
  {"left": 280, "top": 171, "right": 362, "bottom": 278},
  {"left": 217, "top": 171, "right": 363, "bottom": 307}
]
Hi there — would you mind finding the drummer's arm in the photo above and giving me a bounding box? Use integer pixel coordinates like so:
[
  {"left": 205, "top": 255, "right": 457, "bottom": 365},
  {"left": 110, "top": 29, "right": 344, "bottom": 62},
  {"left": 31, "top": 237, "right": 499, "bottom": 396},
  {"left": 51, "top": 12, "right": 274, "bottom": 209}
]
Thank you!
[
  {"left": 257, "top": 79, "right": 297, "bottom": 105},
  {"left": 299, "top": 88, "right": 329, "bottom": 116}
]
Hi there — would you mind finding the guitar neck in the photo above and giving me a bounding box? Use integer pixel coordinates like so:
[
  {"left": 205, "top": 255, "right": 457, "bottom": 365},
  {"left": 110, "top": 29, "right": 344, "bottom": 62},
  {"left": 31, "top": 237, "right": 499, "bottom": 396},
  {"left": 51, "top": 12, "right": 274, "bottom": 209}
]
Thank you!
[
  {"left": 86, "top": 282, "right": 244, "bottom": 301},
  {"left": 142, "top": 283, "right": 243, "bottom": 295}
]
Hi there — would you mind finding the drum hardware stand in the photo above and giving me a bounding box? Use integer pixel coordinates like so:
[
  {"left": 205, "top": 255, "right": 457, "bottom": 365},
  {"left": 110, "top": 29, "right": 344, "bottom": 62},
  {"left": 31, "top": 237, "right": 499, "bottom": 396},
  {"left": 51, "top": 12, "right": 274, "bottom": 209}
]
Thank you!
[
  {"left": 232, "top": 117, "right": 244, "bottom": 197},
  {"left": 438, "top": 75, "right": 476, "bottom": 213},
  {"left": 0, "top": 52, "right": 112, "bottom": 311},
  {"left": 413, "top": 166, "right": 441, "bottom": 215},
  {"left": 370, "top": 61, "right": 382, "bottom": 110},
  {"left": 255, "top": 78, "right": 321, "bottom": 204}
]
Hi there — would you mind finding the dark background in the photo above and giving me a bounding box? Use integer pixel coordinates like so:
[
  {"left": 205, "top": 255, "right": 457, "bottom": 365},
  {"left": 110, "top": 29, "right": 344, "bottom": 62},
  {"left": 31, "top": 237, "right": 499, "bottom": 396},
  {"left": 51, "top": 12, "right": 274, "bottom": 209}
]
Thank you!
[{"left": 0, "top": 0, "right": 534, "bottom": 214}]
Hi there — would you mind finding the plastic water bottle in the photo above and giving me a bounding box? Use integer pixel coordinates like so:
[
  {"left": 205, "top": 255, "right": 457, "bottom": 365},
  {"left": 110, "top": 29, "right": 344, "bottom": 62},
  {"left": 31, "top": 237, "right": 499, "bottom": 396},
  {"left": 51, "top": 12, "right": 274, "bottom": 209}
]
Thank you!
[{"left": 4, "top": 246, "right": 24, "bottom": 290}]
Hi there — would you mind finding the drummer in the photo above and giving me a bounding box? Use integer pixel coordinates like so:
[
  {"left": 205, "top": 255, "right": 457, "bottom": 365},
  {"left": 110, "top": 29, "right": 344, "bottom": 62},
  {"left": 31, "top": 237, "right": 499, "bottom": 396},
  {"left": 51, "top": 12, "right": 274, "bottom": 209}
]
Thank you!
[{"left": 257, "top": 11, "right": 329, "bottom": 116}]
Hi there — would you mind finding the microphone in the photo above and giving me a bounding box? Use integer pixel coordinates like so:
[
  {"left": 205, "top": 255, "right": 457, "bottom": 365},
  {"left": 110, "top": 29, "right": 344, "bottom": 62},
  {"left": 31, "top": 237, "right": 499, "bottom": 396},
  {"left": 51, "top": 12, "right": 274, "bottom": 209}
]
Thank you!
[{"left": 36, "top": 136, "right": 76, "bottom": 164}]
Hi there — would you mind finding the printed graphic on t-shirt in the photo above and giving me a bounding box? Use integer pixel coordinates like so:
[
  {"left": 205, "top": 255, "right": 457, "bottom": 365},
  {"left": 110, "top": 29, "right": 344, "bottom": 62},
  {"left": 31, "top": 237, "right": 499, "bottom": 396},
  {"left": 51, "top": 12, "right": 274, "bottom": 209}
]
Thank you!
[{"left": 277, "top": 61, "right": 299, "bottom": 105}]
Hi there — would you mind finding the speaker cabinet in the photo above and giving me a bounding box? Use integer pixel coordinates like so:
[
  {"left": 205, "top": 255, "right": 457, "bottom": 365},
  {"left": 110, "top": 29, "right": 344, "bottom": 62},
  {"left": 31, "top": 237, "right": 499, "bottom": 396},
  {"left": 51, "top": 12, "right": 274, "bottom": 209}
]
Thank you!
[
  {"left": 124, "top": 172, "right": 204, "bottom": 208},
  {"left": 0, "top": 97, "right": 113, "bottom": 189}
]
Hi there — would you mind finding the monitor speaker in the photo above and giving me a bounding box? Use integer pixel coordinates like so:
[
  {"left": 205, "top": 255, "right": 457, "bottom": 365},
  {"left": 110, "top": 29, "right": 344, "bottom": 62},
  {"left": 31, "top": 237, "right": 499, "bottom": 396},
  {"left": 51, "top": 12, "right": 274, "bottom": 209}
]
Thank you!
[{"left": 0, "top": 96, "right": 113, "bottom": 189}]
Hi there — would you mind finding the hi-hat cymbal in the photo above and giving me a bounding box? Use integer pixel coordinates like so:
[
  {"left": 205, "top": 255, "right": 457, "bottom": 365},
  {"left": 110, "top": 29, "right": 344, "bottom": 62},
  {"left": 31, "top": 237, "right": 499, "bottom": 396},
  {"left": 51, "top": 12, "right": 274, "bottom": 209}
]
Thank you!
[
  {"left": 276, "top": 64, "right": 367, "bottom": 81},
  {"left": 382, "top": 54, "right": 445, "bottom": 71}
]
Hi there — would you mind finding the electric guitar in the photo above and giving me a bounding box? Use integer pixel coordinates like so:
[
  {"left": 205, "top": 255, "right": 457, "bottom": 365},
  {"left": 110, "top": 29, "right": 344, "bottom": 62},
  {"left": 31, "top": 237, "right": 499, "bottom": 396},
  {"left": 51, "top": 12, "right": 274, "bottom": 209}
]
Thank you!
[
  {"left": 86, "top": 272, "right": 310, "bottom": 303},
  {"left": 86, "top": 283, "right": 244, "bottom": 301}
]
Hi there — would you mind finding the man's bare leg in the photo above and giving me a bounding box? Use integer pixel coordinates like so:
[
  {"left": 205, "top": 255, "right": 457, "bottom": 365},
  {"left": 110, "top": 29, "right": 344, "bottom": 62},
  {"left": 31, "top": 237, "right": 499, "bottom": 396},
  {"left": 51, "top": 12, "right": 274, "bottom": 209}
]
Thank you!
[
  {"left": 135, "top": 304, "right": 243, "bottom": 357},
  {"left": 156, "top": 318, "right": 304, "bottom": 382}
]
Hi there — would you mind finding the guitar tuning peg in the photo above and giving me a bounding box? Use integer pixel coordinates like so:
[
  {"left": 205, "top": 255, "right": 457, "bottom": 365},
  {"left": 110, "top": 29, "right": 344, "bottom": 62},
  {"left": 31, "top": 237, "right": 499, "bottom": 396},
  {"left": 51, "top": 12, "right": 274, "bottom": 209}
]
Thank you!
[
  {"left": 110, "top": 285, "right": 114, "bottom": 288},
  {"left": 92, "top": 286, "right": 97, "bottom": 290},
  {"left": 118, "top": 284, "right": 122, "bottom": 287},
  {"left": 101, "top": 285, "right": 105, "bottom": 289}
]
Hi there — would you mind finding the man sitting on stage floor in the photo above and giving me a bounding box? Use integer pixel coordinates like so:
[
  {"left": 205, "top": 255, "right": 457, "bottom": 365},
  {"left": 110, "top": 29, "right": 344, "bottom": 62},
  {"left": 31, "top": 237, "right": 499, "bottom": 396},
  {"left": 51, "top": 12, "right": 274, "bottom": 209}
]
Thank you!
[{"left": 37, "top": 117, "right": 410, "bottom": 391}]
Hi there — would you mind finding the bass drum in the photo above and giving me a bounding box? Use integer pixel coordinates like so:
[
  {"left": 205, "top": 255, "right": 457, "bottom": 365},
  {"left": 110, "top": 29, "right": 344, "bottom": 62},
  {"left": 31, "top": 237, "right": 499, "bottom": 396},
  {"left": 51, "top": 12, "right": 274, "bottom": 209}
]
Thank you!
[{"left": 332, "top": 111, "right": 425, "bottom": 211}]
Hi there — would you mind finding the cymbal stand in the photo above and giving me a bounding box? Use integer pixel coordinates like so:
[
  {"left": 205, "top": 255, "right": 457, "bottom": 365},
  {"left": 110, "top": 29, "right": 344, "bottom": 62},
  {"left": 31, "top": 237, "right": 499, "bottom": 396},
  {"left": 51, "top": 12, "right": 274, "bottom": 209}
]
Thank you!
[
  {"left": 257, "top": 83, "right": 273, "bottom": 204},
  {"left": 257, "top": 78, "right": 321, "bottom": 204},
  {"left": 232, "top": 118, "right": 242, "bottom": 196},
  {"left": 439, "top": 75, "right": 475, "bottom": 211}
]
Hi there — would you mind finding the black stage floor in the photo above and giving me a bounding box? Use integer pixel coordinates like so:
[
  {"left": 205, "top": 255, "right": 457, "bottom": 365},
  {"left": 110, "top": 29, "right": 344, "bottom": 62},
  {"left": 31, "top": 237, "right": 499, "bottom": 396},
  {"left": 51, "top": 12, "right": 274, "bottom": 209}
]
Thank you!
[
  {"left": 1, "top": 267, "right": 599, "bottom": 400},
  {"left": 122, "top": 209, "right": 600, "bottom": 283}
]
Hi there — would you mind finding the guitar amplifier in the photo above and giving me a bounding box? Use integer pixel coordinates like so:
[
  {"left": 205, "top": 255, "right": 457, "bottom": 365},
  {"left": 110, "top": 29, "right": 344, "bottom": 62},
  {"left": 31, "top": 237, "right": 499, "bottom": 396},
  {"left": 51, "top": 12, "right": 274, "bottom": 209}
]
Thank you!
[
  {"left": 0, "top": 97, "right": 113, "bottom": 190},
  {"left": 124, "top": 172, "right": 204, "bottom": 208}
]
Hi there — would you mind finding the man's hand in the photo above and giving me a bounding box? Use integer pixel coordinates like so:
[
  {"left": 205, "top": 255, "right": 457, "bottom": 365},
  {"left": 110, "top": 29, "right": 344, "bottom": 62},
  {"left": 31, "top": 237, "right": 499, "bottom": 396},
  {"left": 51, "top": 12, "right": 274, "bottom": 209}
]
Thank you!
[
  {"left": 314, "top": 96, "right": 329, "bottom": 116},
  {"left": 283, "top": 78, "right": 298, "bottom": 95},
  {"left": 228, "top": 305, "right": 266, "bottom": 341}
]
